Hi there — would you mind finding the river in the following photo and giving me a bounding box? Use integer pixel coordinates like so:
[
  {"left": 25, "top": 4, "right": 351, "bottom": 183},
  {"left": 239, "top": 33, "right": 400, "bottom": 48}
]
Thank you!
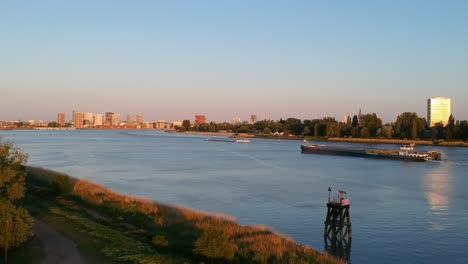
[{"left": 1, "top": 130, "right": 467, "bottom": 264}]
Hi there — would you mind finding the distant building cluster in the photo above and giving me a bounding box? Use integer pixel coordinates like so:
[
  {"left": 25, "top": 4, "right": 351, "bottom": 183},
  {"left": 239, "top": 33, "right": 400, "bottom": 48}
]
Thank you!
[
  {"left": 0, "top": 97, "right": 454, "bottom": 131},
  {"left": 1, "top": 111, "right": 262, "bottom": 130},
  {"left": 65, "top": 111, "right": 146, "bottom": 129}
]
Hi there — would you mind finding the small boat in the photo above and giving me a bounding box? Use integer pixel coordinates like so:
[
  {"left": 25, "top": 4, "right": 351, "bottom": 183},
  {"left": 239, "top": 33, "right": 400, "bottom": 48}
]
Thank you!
[{"left": 235, "top": 138, "right": 251, "bottom": 143}]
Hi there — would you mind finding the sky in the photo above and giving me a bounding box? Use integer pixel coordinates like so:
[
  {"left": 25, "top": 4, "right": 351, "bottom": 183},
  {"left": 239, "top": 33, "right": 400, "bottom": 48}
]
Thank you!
[{"left": 1, "top": 0, "right": 468, "bottom": 123}]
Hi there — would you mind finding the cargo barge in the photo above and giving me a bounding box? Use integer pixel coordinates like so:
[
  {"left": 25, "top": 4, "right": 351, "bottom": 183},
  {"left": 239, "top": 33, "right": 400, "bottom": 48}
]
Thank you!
[{"left": 301, "top": 142, "right": 441, "bottom": 161}]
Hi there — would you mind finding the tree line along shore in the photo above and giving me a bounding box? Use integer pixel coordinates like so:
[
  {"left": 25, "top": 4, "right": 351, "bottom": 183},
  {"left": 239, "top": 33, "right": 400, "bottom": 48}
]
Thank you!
[
  {"left": 1, "top": 141, "right": 345, "bottom": 264},
  {"left": 173, "top": 111, "right": 468, "bottom": 145}
]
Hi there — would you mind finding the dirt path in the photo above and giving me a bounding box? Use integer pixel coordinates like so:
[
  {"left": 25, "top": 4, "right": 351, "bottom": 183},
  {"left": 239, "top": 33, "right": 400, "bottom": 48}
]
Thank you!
[{"left": 33, "top": 219, "right": 84, "bottom": 264}]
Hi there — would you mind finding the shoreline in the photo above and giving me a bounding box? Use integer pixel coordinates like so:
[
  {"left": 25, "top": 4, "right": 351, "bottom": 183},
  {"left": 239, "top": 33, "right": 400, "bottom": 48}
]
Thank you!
[
  {"left": 326, "top": 137, "right": 468, "bottom": 147},
  {"left": 5, "top": 128, "right": 466, "bottom": 147},
  {"left": 166, "top": 130, "right": 237, "bottom": 137},
  {"left": 23, "top": 166, "right": 345, "bottom": 264}
]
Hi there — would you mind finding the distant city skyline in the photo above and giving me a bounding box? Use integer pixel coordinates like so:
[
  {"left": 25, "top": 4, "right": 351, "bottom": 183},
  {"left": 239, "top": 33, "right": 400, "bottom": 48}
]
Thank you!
[{"left": 2, "top": 1, "right": 468, "bottom": 123}]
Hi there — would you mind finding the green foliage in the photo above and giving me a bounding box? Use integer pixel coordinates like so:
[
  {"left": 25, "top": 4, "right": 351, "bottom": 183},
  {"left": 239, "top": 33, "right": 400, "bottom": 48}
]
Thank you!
[
  {"left": 49, "top": 206, "right": 155, "bottom": 260},
  {"left": 0, "top": 142, "right": 29, "bottom": 202},
  {"left": 446, "top": 114, "right": 455, "bottom": 140},
  {"left": 237, "top": 125, "right": 250, "bottom": 133},
  {"left": 394, "top": 112, "right": 427, "bottom": 139},
  {"left": 152, "top": 234, "right": 169, "bottom": 247},
  {"left": 193, "top": 228, "right": 234, "bottom": 261},
  {"left": 326, "top": 123, "right": 342, "bottom": 137},
  {"left": 314, "top": 124, "right": 320, "bottom": 137},
  {"left": 0, "top": 141, "right": 33, "bottom": 262},
  {"left": 182, "top": 120, "right": 191, "bottom": 131},
  {"left": 0, "top": 201, "right": 34, "bottom": 250},
  {"left": 351, "top": 115, "right": 359, "bottom": 127},
  {"left": 360, "top": 113, "right": 382, "bottom": 137},
  {"left": 53, "top": 175, "right": 74, "bottom": 196}
]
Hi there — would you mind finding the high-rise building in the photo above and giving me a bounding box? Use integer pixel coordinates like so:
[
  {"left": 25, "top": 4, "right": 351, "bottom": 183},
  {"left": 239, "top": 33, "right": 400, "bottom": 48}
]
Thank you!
[
  {"left": 136, "top": 115, "right": 144, "bottom": 125},
  {"left": 72, "top": 110, "right": 78, "bottom": 122},
  {"left": 127, "top": 114, "right": 135, "bottom": 125},
  {"left": 94, "top": 114, "right": 103, "bottom": 126},
  {"left": 112, "top": 114, "right": 121, "bottom": 126},
  {"left": 232, "top": 117, "right": 241, "bottom": 124},
  {"left": 342, "top": 115, "right": 348, "bottom": 124},
  {"left": 194, "top": 115, "right": 206, "bottom": 125},
  {"left": 57, "top": 113, "right": 66, "bottom": 126},
  {"left": 84, "top": 112, "right": 94, "bottom": 126},
  {"left": 250, "top": 114, "right": 257, "bottom": 124},
  {"left": 427, "top": 97, "right": 451, "bottom": 127},
  {"left": 105, "top": 112, "right": 114, "bottom": 126},
  {"left": 74, "top": 112, "right": 84, "bottom": 128}
]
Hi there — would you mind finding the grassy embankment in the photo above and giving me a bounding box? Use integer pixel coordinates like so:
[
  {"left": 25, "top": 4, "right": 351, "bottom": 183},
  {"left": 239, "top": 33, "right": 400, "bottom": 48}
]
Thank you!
[{"left": 17, "top": 166, "right": 345, "bottom": 264}]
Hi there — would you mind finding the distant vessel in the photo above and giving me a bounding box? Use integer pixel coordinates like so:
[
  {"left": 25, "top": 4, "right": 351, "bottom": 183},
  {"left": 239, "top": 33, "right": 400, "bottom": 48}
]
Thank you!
[
  {"left": 235, "top": 138, "right": 251, "bottom": 143},
  {"left": 205, "top": 137, "right": 236, "bottom": 143},
  {"left": 301, "top": 141, "right": 441, "bottom": 162}
]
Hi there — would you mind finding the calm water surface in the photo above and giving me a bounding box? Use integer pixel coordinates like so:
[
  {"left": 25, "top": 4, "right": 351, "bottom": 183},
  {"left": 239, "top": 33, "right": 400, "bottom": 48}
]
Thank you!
[{"left": 1, "top": 130, "right": 467, "bottom": 264}]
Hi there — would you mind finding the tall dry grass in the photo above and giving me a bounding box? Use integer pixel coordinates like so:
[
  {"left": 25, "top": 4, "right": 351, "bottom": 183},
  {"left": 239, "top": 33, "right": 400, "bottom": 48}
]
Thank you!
[
  {"left": 27, "top": 166, "right": 347, "bottom": 264},
  {"left": 73, "top": 179, "right": 158, "bottom": 216},
  {"left": 71, "top": 179, "right": 346, "bottom": 263}
]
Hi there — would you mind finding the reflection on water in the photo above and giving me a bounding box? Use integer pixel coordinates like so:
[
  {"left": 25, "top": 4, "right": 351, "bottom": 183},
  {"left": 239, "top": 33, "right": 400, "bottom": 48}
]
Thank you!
[
  {"left": 424, "top": 163, "right": 452, "bottom": 230},
  {"left": 324, "top": 237, "right": 352, "bottom": 262}
]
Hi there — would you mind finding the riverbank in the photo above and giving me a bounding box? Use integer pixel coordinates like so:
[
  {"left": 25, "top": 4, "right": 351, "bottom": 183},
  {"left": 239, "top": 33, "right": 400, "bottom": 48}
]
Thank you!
[
  {"left": 17, "top": 166, "right": 345, "bottom": 264},
  {"left": 327, "top": 137, "right": 468, "bottom": 147},
  {"left": 168, "top": 130, "right": 237, "bottom": 137}
]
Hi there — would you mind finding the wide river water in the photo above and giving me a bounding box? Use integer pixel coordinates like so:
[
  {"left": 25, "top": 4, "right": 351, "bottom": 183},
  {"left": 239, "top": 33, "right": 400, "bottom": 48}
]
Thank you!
[{"left": 1, "top": 130, "right": 467, "bottom": 264}]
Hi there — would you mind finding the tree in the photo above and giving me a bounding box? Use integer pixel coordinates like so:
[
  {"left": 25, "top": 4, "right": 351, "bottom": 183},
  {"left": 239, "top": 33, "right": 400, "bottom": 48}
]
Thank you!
[
  {"left": 0, "top": 141, "right": 33, "bottom": 263},
  {"left": 381, "top": 125, "right": 394, "bottom": 139},
  {"left": 394, "top": 112, "right": 425, "bottom": 139},
  {"left": 0, "top": 201, "right": 33, "bottom": 262},
  {"left": 446, "top": 114, "right": 455, "bottom": 140},
  {"left": 313, "top": 123, "right": 320, "bottom": 137},
  {"left": 360, "top": 113, "right": 382, "bottom": 137},
  {"left": 411, "top": 121, "right": 418, "bottom": 140},
  {"left": 351, "top": 115, "right": 359, "bottom": 127},
  {"left": 326, "top": 122, "right": 342, "bottom": 137},
  {"left": 182, "top": 120, "right": 191, "bottom": 131}
]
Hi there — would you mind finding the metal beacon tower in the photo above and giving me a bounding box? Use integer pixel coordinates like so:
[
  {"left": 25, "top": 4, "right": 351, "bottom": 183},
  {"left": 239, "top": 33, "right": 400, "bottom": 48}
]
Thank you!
[{"left": 324, "top": 188, "right": 352, "bottom": 261}]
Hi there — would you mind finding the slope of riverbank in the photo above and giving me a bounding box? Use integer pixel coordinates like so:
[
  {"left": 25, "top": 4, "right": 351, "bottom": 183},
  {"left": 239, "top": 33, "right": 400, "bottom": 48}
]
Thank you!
[{"left": 18, "top": 166, "right": 345, "bottom": 264}]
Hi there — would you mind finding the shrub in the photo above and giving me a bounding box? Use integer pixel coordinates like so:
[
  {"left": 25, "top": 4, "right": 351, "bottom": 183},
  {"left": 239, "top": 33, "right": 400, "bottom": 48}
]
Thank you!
[
  {"left": 193, "top": 228, "right": 235, "bottom": 261},
  {"left": 152, "top": 234, "right": 169, "bottom": 247},
  {"left": 53, "top": 175, "right": 74, "bottom": 196}
]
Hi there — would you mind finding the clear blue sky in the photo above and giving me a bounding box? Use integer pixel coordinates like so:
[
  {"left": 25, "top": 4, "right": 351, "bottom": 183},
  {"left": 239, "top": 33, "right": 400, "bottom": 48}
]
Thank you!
[{"left": 1, "top": 0, "right": 467, "bottom": 123}]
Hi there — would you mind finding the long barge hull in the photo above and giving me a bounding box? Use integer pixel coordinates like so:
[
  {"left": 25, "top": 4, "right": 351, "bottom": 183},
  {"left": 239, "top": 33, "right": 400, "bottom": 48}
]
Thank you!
[{"left": 301, "top": 145, "right": 441, "bottom": 162}]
